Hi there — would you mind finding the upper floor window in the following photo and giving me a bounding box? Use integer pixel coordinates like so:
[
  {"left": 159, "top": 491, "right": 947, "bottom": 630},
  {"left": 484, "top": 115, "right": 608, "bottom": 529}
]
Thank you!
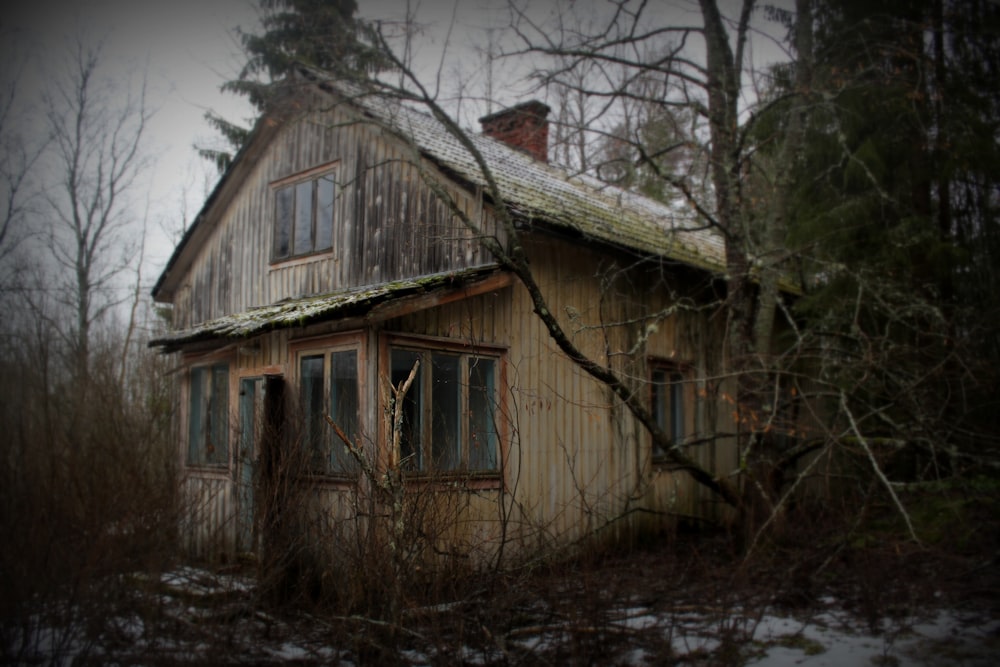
[
  {"left": 188, "top": 363, "right": 229, "bottom": 467},
  {"left": 651, "top": 362, "right": 689, "bottom": 460},
  {"left": 390, "top": 346, "right": 499, "bottom": 474},
  {"left": 273, "top": 169, "right": 336, "bottom": 261},
  {"left": 299, "top": 347, "right": 361, "bottom": 474}
]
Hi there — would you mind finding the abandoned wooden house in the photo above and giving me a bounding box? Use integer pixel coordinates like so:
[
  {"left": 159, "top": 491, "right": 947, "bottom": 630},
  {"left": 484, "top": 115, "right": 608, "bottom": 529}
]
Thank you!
[{"left": 151, "top": 79, "right": 742, "bottom": 561}]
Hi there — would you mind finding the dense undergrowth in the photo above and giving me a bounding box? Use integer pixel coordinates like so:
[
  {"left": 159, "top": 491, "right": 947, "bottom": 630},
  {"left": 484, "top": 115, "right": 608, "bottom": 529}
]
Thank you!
[{"left": 3, "top": 471, "right": 998, "bottom": 665}]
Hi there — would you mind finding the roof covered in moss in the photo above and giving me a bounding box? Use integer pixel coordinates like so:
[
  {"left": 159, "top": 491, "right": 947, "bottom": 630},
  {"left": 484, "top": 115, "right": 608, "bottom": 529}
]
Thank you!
[{"left": 150, "top": 266, "right": 503, "bottom": 351}]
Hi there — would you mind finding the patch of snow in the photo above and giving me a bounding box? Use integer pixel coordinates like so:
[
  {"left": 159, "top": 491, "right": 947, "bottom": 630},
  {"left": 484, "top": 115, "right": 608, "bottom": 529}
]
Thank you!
[{"left": 745, "top": 608, "right": 1000, "bottom": 667}]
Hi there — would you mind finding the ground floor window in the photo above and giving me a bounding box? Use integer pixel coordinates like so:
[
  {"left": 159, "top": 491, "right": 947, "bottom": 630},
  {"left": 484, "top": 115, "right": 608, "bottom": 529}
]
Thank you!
[
  {"left": 299, "top": 348, "right": 360, "bottom": 474},
  {"left": 651, "top": 362, "right": 688, "bottom": 460},
  {"left": 390, "top": 346, "right": 499, "bottom": 474},
  {"left": 188, "top": 363, "right": 229, "bottom": 466}
]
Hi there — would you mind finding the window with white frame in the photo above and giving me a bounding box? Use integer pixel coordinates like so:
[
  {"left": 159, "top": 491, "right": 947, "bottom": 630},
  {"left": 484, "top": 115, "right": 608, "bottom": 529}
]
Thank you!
[
  {"left": 273, "top": 168, "right": 336, "bottom": 261},
  {"left": 651, "top": 363, "right": 688, "bottom": 460},
  {"left": 390, "top": 346, "right": 499, "bottom": 474},
  {"left": 299, "top": 348, "right": 360, "bottom": 474},
  {"left": 188, "top": 363, "right": 229, "bottom": 466}
]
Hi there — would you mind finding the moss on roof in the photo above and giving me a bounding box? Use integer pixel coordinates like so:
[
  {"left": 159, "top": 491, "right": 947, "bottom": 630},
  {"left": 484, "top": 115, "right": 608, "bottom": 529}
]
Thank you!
[{"left": 150, "top": 266, "right": 501, "bottom": 350}]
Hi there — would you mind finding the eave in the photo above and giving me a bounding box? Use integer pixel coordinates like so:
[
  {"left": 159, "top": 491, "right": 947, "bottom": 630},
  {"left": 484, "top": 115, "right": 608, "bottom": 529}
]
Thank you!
[{"left": 149, "top": 266, "right": 511, "bottom": 352}]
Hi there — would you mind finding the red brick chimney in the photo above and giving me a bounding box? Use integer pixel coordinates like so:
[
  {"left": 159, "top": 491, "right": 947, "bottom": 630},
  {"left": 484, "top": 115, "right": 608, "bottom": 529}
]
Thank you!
[{"left": 478, "top": 101, "right": 550, "bottom": 163}]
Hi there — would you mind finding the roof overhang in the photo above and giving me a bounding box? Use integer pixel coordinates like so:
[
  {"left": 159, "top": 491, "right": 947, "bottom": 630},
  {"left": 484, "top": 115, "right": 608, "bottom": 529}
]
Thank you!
[{"left": 149, "top": 266, "right": 512, "bottom": 353}]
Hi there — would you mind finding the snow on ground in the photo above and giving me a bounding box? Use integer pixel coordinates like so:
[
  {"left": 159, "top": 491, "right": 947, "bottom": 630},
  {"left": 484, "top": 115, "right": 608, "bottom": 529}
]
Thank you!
[
  {"left": 8, "top": 566, "right": 998, "bottom": 665},
  {"left": 746, "top": 606, "right": 1000, "bottom": 666}
]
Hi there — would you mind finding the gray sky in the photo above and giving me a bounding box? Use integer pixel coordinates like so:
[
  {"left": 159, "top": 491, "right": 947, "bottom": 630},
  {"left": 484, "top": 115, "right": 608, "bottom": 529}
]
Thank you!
[
  {"left": 2, "top": 0, "right": 261, "bottom": 280},
  {"left": 0, "top": 0, "right": 787, "bottom": 287},
  {"left": 0, "top": 0, "right": 517, "bottom": 281}
]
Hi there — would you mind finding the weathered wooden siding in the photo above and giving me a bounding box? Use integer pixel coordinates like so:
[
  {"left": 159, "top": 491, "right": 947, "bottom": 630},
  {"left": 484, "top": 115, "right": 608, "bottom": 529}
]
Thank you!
[
  {"left": 180, "top": 471, "right": 235, "bottom": 558},
  {"left": 172, "top": 99, "right": 498, "bottom": 330},
  {"left": 178, "top": 231, "right": 737, "bottom": 559},
  {"left": 499, "top": 237, "right": 737, "bottom": 544}
]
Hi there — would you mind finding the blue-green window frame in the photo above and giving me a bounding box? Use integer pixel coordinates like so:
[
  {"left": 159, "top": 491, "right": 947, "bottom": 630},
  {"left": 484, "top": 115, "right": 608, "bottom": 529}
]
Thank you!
[
  {"left": 188, "top": 363, "right": 230, "bottom": 467},
  {"left": 298, "top": 346, "right": 361, "bottom": 475}
]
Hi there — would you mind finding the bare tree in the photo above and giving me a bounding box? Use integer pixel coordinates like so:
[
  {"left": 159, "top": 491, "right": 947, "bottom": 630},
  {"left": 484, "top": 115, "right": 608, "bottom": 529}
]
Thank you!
[
  {"left": 0, "top": 31, "right": 46, "bottom": 291},
  {"left": 41, "top": 36, "right": 150, "bottom": 385},
  {"left": 501, "top": 0, "right": 824, "bottom": 511}
]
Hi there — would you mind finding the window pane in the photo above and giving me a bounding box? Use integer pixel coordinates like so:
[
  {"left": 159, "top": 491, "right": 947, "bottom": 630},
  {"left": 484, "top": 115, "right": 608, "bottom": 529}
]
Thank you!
[
  {"left": 188, "top": 367, "right": 205, "bottom": 464},
  {"left": 651, "top": 369, "right": 668, "bottom": 457},
  {"left": 293, "top": 180, "right": 314, "bottom": 255},
  {"left": 651, "top": 368, "right": 684, "bottom": 456},
  {"left": 300, "top": 355, "right": 326, "bottom": 468},
  {"left": 669, "top": 372, "right": 685, "bottom": 444},
  {"left": 431, "top": 353, "right": 460, "bottom": 471},
  {"left": 468, "top": 358, "right": 497, "bottom": 470},
  {"left": 391, "top": 349, "right": 423, "bottom": 470},
  {"left": 209, "top": 364, "right": 230, "bottom": 465},
  {"left": 274, "top": 186, "right": 293, "bottom": 259},
  {"left": 315, "top": 174, "right": 335, "bottom": 251},
  {"left": 330, "top": 350, "right": 358, "bottom": 472},
  {"left": 652, "top": 370, "right": 667, "bottom": 430}
]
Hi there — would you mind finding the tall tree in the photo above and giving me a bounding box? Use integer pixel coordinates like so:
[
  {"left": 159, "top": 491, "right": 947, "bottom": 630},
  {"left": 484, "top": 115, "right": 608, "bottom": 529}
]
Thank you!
[
  {"left": 782, "top": 0, "right": 1000, "bottom": 468},
  {"left": 508, "top": 0, "right": 821, "bottom": 514},
  {"left": 199, "top": 0, "right": 386, "bottom": 172},
  {"left": 0, "top": 30, "right": 45, "bottom": 290}
]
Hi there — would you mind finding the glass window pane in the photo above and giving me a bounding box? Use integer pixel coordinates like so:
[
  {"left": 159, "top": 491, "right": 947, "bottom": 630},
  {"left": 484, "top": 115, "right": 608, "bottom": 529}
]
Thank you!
[
  {"left": 330, "top": 350, "right": 358, "bottom": 472},
  {"left": 315, "top": 174, "right": 335, "bottom": 251},
  {"left": 391, "top": 349, "right": 423, "bottom": 470},
  {"left": 209, "top": 364, "right": 229, "bottom": 465},
  {"left": 669, "top": 372, "right": 685, "bottom": 444},
  {"left": 188, "top": 367, "right": 205, "bottom": 464},
  {"left": 468, "top": 358, "right": 497, "bottom": 470},
  {"left": 652, "top": 369, "right": 667, "bottom": 430},
  {"left": 300, "top": 355, "right": 326, "bottom": 468},
  {"left": 651, "top": 369, "right": 668, "bottom": 457},
  {"left": 431, "top": 353, "right": 460, "bottom": 471},
  {"left": 293, "top": 180, "right": 314, "bottom": 255},
  {"left": 274, "top": 186, "right": 293, "bottom": 259}
]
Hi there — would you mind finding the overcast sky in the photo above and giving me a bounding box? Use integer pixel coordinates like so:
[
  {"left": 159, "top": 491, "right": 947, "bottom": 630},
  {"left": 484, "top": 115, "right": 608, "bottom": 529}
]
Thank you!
[
  {"left": 0, "top": 0, "right": 531, "bottom": 282},
  {"left": 0, "top": 0, "right": 785, "bottom": 289}
]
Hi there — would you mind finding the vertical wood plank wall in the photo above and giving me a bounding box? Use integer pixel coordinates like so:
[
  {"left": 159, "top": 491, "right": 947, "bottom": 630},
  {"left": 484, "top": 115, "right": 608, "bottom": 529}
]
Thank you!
[{"left": 173, "top": 101, "right": 499, "bottom": 330}]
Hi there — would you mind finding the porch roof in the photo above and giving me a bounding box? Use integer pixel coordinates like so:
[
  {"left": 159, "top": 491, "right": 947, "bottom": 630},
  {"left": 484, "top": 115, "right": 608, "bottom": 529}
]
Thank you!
[{"left": 149, "top": 266, "right": 507, "bottom": 352}]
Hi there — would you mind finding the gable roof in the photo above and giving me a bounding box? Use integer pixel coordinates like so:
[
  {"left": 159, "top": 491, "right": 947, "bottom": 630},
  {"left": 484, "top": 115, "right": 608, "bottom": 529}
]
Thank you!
[{"left": 153, "top": 78, "right": 727, "bottom": 303}]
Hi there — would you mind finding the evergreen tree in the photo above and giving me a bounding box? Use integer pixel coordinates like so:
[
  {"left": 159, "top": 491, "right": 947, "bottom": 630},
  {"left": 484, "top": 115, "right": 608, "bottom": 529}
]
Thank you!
[
  {"left": 778, "top": 0, "right": 1000, "bottom": 466},
  {"left": 200, "top": 0, "right": 387, "bottom": 172},
  {"left": 228, "top": 0, "right": 387, "bottom": 112}
]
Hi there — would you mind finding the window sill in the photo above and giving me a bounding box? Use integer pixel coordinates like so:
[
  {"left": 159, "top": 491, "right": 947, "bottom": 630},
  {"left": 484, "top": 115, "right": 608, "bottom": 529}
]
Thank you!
[
  {"left": 401, "top": 472, "right": 503, "bottom": 491},
  {"left": 185, "top": 464, "right": 230, "bottom": 475},
  {"left": 301, "top": 471, "right": 502, "bottom": 492},
  {"left": 269, "top": 250, "right": 335, "bottom": 269}
]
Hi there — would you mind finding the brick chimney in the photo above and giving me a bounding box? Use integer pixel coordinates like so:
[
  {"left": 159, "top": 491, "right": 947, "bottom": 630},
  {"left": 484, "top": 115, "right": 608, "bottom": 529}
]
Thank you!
[{"left": 478, "top": 101, "right": 550, "bottom": 163}]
